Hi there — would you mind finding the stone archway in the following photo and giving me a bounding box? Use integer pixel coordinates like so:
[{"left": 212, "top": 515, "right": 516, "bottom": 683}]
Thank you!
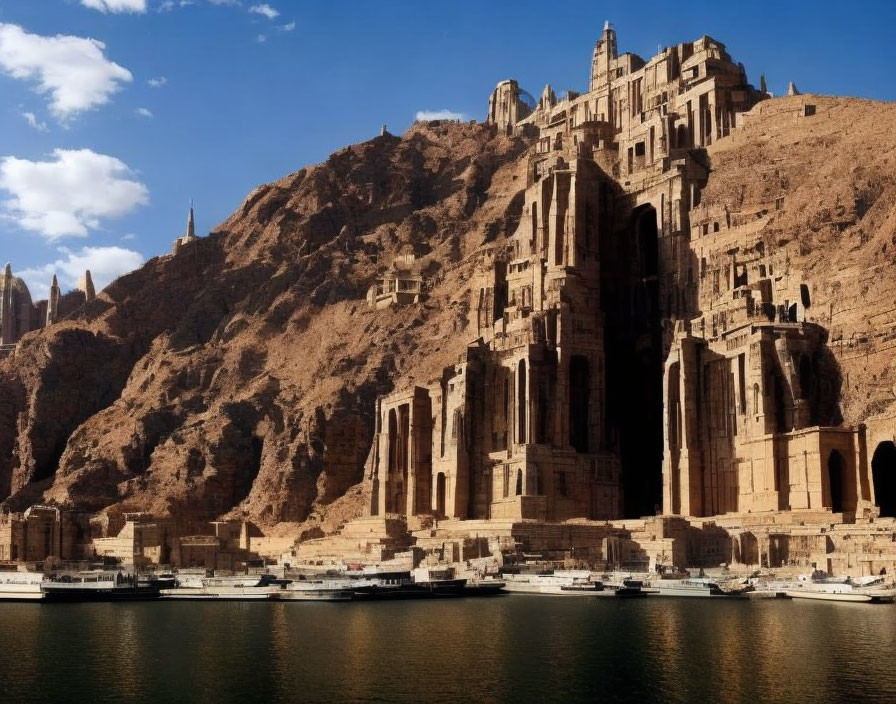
[{"left": 872, "top": 441, "right": 896, "bottom": 518}]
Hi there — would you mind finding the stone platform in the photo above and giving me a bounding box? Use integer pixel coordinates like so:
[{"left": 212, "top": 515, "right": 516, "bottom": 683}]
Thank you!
[{"left": 287, "top": 509, "right": 896, "bottom": 578}]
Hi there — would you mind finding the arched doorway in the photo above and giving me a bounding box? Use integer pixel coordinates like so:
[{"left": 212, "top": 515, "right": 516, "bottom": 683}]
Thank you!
[
  {"left": 872, "top": 441, "right": 896, "bottom": 518},
  {"left": 436, "top": 472, "right": 446, "bottom": 516},
  {"left": 828, "top": 450, "right": 845, "bottom": 513},
  {"left": 569, "top": 355, "right": 590, "bottom": 453}
]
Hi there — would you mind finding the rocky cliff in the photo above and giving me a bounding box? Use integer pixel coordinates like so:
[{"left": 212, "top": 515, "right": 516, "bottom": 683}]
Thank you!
[
  {"left": 0, "top": 121, "right": 529, "bottom": 532},
  {"left": 1, "top": 96, "right": 895, "bottom": 535}
]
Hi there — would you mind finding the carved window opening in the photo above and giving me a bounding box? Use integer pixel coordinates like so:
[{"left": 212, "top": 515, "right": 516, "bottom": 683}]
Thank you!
[{"left": 569, "top": 355, "right": 591, "bottom": 453}]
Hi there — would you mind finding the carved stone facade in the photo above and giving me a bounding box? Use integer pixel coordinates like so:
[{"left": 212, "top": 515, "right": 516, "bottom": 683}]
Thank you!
[
  {"left": 366, "top": 253, "right": 426, "bottom": 309},
  {"left": 364, "top": 24, "right": 875, "bottom": 524}
]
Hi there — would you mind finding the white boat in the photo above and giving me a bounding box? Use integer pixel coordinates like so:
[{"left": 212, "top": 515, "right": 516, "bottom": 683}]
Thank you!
[
  {"left": 784, "top": 574, "right": 895, "bottom": 603},
  {"left": 0, "top": 570, "right": 44, "bottom": 601},
  {"left": 160, "top": 574, "right": 279, "bottom": 600},
  {"left": 274, "top": 580, "right": 354, "bottom": 602},
  {"left": 500, "top": 570, "right": 610, "bottom": 596}
]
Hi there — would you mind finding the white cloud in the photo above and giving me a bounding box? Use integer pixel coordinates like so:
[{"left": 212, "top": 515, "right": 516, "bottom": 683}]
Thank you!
[
  {"left": 121, "top": 233, "right": 136, "bottom": 240},
  {"left": 18, "top": 246, "right": 145, "bottom": 299},
  {"left": 135, "top": 107, "right": 153, "bottom": 118},
  {"left": 208, "top": 0, "right": 241, "bottom": 5},
  {"left": 279, "top": 21, "right": 295, "bottom": 32},
  {"left": 147, "top": 76, "right": 167, "bottom": 87},
  {"left": 249, "top": 4, "right": 278, "bottom": 19},
  {"left": 0, "top": 148, "right": 149, "bottom": 240},
  {"left": 0, "top": 23, "right": 132, "bottom": 120},
  {"left": 415, "top": 109, "right": 466, "bottom": 122},
  {"left": 21, "top": 111, "right": 48, "bottom": 132},
  {"left": 81, "top": 0, "right": 147, "bottom": 12},
  {"left": 256, "top": 34, "right": 267, "bottom": 43}
]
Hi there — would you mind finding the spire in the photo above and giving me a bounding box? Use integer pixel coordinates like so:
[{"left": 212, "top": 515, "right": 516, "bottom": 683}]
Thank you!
[
  {"left": 46, "top": 274, "right": 60, "bottom": 327},
  {"left": 1, "top": 263, "right": 13, "bottom": 345},
  {"left": 78, "top": 270, "right": 95, "bottom": 302},
  {"left": 187, "top": 199, "right": 195, "bottom": 239}
]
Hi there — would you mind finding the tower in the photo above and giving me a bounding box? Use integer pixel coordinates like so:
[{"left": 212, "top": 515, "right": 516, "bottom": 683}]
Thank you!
[
  {"left": 590, "top": 21, "right": 618, "bottom": 92},
  {"left": 186, "top": 199, "right": 195, "bottom": 240},
  {"left": 78, "top": 270, "right": 95, "bottom": 303},
  {"left": 46, "top": 274, "right": 60, "bottom": 326},
  {"left": 1, "top": 263, "right": 13, "bottom": 345},
  {"left": 487, "top": 80, "right": 532, "bottom": 134},
  {"left": 173, "top": 200, "right": 197, "bottom": 254}
]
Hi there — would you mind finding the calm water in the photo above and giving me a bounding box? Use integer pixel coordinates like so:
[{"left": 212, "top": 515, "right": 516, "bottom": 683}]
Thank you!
[{"left": 1, "top": 596, "right": 895, "bottom": 704}]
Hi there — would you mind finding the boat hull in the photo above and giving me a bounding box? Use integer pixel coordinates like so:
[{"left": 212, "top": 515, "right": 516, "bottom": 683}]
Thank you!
[
  {"left": 786, "top": 590, "right": 872, "bottom": 603},
  {"left": 274, "top": 590, "right": 354, "bottom": 602},
  {"left": 354, "top": 580, "right": 467, "bottom": 600},
  {"left": 159, "top": 587, "right": 277, "bottom": 600},
  {"left": 42, "top": 586, "right": 160, "bottom": 602},
  {"left": 501, "top": 583, "right": 610, "bottom": 596}
]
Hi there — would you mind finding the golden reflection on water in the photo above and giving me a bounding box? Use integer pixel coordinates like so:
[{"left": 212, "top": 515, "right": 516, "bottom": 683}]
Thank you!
[
  {"left": 110, "top": 605, "right": 142, "bottom": 698},
  {"left": 5, "top": 596, "right": 896, "bottom": 703},
  {"left": 5, "top": 605, "right": 41, "bottom": 688}
]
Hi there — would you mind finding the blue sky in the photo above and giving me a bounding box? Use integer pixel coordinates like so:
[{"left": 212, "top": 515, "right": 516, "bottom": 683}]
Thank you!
[{"left": 0, "top": 0, "right": 894, "bottom": 299}]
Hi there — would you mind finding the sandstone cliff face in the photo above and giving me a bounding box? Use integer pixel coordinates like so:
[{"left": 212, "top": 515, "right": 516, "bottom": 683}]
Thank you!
[
  {"left": 1, "top": 98, "right": 894, "bottom": 534},
  {"left": 699, "top": 97, "right": 896, "bottom": 426},
  {"left": 0, "top": 122, "right": 529, "bottom": 530}
]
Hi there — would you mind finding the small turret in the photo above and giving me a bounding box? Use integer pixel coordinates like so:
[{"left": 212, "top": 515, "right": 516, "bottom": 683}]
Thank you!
[
  {"left": 786, "top": 81, "right": 800, "bottom": 97},
  {"left": 46, "top": 274, "right": 60, "bottom": 326},
  {"left": 539, "top": 84, "right": 557, "bottom": 111}
]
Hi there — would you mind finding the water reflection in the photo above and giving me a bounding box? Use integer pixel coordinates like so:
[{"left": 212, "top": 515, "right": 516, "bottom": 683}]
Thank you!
[{"left": 2, "top": 597, "right": 896, "bottom": 703}]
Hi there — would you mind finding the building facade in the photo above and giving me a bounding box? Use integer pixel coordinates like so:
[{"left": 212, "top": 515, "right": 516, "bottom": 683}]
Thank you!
[{"left": 363, "top": 23, "right": 878, "bottom": 524}]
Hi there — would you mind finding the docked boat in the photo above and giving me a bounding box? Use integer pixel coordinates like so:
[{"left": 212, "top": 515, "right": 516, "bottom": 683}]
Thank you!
[
  {"left": 500, "top": 570, "right": 610, "bottom": 596},
  {"left": 650, "top": 577, "right": 744, "bottom": 598},
  {"left": 0, "top": 569, "right": 44, "bottom": 601},
  {"left": 350, "top": 566, "right": 467, "bottom": 600},
  {"left": 464, "top": 576, "right": 507, "bottom": 596},
  {"left": 274, "top": 579, "right": 355, "bottom": 602},
  {"left": 42, "top": 571, "right": 160, "bottom": 601},
  {"left": 784, "top": 574, "right": 895, "bottom": 603},
  {"left": 160, "top": 574, "right": 279, "bottom": 600}
]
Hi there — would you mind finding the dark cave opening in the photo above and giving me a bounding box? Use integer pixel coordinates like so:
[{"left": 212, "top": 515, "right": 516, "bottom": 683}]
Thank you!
[{"left": 602, "top": 203, "right": 664, "bottom": 518}]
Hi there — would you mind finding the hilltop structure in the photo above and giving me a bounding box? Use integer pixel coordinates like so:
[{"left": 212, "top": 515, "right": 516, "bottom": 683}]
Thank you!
[
  {"left": 172, "top": 202, "right": 198, "bottom": 254},
  {"left": 0, "top": 264, "right": 95, "bottom": 353}
]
